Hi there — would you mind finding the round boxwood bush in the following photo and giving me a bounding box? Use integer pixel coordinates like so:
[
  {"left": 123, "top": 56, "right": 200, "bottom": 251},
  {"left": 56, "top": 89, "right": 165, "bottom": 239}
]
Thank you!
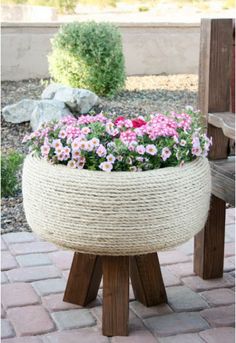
[{"left": 48, "top": 21, "right": 126, "bottom": 96}]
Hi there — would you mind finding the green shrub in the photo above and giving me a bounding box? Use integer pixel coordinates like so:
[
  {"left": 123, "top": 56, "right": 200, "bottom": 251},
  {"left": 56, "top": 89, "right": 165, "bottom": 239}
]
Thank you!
[
  {"left": 48, "top": 21, "right": 126, "bottom": 96},
  {"left": 1, "top": 151, "right": 24, "bottom": 198},
  {"left": 138, "top": 6, "right": 149, "bottom": 11},
  {"left": 223, "top": 0, "right": 235, "bottom": 9}
]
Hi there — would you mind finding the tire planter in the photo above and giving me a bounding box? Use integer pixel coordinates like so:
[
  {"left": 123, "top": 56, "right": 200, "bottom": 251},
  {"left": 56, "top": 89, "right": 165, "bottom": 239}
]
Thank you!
[{"left": 22, "top": 154, "right": 211, "bottom": 256}]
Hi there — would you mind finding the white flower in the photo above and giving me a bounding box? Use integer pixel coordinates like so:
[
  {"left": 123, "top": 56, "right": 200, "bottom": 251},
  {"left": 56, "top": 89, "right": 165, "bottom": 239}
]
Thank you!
[
  {"left": 136, "top": 145, "right": 145, "bottom": 155},
  {"left": 117, "top": 155, "right": 123, "bottom": 161},
  {"left": 191, "top": 147, "right": 202, "bottom": 156},
  {"left": 130, "top": 166, "right": 137, "bottom": 172},
  {"left": 161, "top": 147, "right": 171, "bottom": 161},
  {"left": 107, "top": 154, "right": 116, "bottom": 163},
  {"left": 146, "top": 144, "right": 157, "bottom": 156},
  {"left": 67, "top": 160, "right": 76, "bottom": 168},
  {"left": 96, "top": 144, "right": 107, "bottom": 157},
  {"left": 180, "top": 139, "right": 186, "bottom": 147},
  {"left": 99, "top": 161, "right": 113, "bottom": 172},
  {"left": 81, "top": 127, "right": 91, "bottom": 135},
  {"left": 91, "top": 137, "right": 100, "bottom": 147},
  {"left": 185, "top": 105, "right": 193, "bottom": 111}
]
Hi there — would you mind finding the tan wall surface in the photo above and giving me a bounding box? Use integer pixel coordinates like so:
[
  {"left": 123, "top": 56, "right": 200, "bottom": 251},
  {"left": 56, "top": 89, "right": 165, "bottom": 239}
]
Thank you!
[{"left": 2, "top": 22, "right": 200, "bottom": 81}]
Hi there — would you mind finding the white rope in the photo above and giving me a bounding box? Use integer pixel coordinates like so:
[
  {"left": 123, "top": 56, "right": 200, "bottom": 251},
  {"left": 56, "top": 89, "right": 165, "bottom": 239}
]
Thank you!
[{"left": 22, "top": 155, "right": 211, "bottom": 255}]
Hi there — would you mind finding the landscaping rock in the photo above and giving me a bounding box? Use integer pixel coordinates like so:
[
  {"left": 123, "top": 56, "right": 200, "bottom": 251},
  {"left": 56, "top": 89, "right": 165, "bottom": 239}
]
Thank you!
[
  {"left": 42, "top": 84, "right": 99, "bottom": 114},
  {"left": 2, "top": 99, "right": 39, "bottom": 124},
  {"left": 30, "top": 100, "right": 71, "bottom": 130},
  {"left": 53, "top": 87, "right": 99, "bottom": 114},
  {"left": 41, "top": 83, "right": 64, "bottom": 100}
]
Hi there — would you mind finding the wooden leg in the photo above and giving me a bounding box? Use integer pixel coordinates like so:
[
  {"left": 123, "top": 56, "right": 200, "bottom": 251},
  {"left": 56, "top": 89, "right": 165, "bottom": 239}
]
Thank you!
[
  {"left": 102, "top": 256, "right": 129, "bottom": 337},
  {"left": 63, "top": 252, "right": 102, "bottom": 306},
  {"left": 194, "top": 195, "right": 226, "bottom": 279},
  {"left": 130, "top": 253, "right": 167, "bottom": 306}
]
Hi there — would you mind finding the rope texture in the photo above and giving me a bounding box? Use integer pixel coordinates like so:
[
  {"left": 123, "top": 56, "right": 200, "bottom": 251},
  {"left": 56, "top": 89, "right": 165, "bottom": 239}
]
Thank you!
[{"left": 22, "top": 155, "right": 211, "bottom": 256}]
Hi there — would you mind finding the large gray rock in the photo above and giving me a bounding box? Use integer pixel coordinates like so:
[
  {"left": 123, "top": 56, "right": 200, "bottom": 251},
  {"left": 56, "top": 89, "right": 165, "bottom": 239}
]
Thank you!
[
  {"left": 30, "top": 100, "right": 72, "bottom": 131},
  {"left": 41, "top": 83, "right": 64, "bottom": 100},
  {"left": 42, "top": 84, "right": 99, "bottom": 114},
  {"left": 2, "top": 99, "right": 39, "bottom": 123}
]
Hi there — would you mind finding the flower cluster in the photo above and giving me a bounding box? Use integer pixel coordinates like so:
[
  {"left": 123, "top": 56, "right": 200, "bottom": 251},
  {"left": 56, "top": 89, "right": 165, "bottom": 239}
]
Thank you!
[{"left": 23, "top": 108, "right": 212, "bottom": 172}]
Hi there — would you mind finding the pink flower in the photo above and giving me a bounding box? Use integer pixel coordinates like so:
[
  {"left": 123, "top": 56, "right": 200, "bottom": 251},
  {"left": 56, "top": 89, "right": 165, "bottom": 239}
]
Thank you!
[
  {"left": 81, "top": 127, "right": 91, "bottom": 135},
  {"left": 132, "top": 118, "right": 146, "bottom": 128},
  {"left": 86, "top": 141, "right": 94, "bottom": 152},
  {"left": 59, "top": 129, "right": 67, "bottom": 139},
  {"left": 136, "top": 145, "right": 145, "bottom": 155},
  {"left": 41, "top": 145, "right": 50, "bottom": 156},
  {"left": 99, "top": 161, "right": 113, "bottom": 172},
  {"left": 63, "top": 146, "right": 71, "bottom": 155},
  {"left": 67, "top": 160, "right": 76, "bottom": 168},
  {"left": 57, "top": 152, "right": 65, "bottom": 161},
  {"left": 161, "top": 147, "right": 171, "bottom": 161},
  {"left": 91, "top": 137, "right": 100, "bottom": 147},
  {"left": 107, "top": 154, "right": 116, "bottom": 163},
  {"left": 63, "top": 154, "right": 70, "bottom": 161},
  {"left": 114, "top": 116, "right": 125, "bottom": 126},
  {"left": 71, "top": 139, "right": 80, "bottom": 150},
  {"left": 72, "top": 150, "right": 81, "bottom": 160},
  {"left": 192, "top": 137, "right": 200, "bottom": 148},
  {"left": 192, "top": 147, "right": 202, "bottom": 156},
  {"left": 146, "top": 144, "right": 157, "bottom": 156},
  {"left": 124, "top": 119, "right": 133, "bottom": 128},
  {"left": 120, "top": 130, "right": 137, "bottom": 145},
  {"left": 96, "top": 144, "right": 107, "bottom": 157},
  {"left": 79, "top": 141, "right": 88, "bottom": 150},
  {"left": 52, "top": 139, "right": 62, "bottom": 149}
]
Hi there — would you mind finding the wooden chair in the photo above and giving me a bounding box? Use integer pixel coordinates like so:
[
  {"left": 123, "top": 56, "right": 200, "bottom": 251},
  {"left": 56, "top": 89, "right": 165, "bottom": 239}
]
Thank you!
[{"left": 194, "top": 18, "right": 235, "bottom": 279}]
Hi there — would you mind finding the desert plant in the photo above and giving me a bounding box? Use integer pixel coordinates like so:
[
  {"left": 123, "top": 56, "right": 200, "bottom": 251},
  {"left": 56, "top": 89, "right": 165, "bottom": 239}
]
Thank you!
[
  {"left": 1, "top": 151, "right": 24, "bottom": 197},
  {"left": 48, "top": 21, "right": 126, "bottom": 96}
]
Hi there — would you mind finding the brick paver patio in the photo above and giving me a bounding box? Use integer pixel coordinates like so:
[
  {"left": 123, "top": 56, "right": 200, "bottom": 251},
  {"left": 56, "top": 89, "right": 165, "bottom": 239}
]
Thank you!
[{"left": 1, "top": 208, "right": 235, "bottom": 342}]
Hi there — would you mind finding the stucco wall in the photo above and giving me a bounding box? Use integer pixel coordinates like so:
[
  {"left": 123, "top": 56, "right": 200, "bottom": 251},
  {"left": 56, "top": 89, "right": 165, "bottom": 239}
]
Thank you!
[
  {"left": 1, "top": 22, "right": 200, "bottom": 81},
  {"left": 1, "top": 5, "right": 57, "bottom": 22}
]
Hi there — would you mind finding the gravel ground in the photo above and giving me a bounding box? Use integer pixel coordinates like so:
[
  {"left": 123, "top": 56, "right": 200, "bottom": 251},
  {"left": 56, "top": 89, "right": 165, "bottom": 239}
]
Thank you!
[{"left": 1, "top": 75, "right": 198, "bottom": 234}]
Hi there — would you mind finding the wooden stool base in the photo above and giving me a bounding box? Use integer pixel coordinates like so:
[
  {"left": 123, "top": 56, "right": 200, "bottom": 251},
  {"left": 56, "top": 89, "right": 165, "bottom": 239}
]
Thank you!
[{"left": 64, "top": 252, "right": 167, "bottom": 337}]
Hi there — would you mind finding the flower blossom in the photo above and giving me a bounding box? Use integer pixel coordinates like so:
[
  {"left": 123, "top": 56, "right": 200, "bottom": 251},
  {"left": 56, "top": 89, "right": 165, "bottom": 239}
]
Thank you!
[
  {"left": 99, "top": 161, "right": 113, "bottom": 172},
  {"left": 107, "top": 154, "right": 116, "bottom": 163},
  {"left": 161, "top": 147, "right": 172, "bottom": 161},
  {"left": 146, "top": 145, "right": 157, "bottom": 156},
  {"left": 136, "top": 145, "right": 145, "bottom": 155},
  {"left": 96, "top": 145, "right": 107, "bottom": 157}
]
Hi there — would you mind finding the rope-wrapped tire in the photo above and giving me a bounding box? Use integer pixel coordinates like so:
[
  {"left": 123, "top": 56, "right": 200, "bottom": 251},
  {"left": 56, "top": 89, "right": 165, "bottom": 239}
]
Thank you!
[{"left": 22, "top": 155, "right": 211, "bottom": 256}]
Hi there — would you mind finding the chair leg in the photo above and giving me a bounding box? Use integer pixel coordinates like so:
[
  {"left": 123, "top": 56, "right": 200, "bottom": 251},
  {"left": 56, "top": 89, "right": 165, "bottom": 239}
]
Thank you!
[
  {"left": 63, "top": 252, "right": 102, "bottom": 306},
  {"left": 194, "top": 195, "right": 226, "bottom": 279},
  {"left": 130, "top": 252, "right": 167, "bottom": 306},
  {"left": 102, "top": 256, "right": 129, "bottom": 337}
]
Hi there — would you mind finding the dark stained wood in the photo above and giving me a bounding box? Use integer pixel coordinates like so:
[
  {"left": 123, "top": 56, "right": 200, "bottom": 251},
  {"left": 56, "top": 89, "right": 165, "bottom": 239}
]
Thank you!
[
  {"left": 130, "top": 253, "right": 167, "bottom": 306},
  {"left": 195, "top": 19, "right": 234, "bottom": 280},
  {"left": 63, "top": 252, "right": 102, "bottom": 306},
  {"left": 230, "top": 21, "right": 235, "bottom": 113},
  {"left": 208, "top": 19, "right": 233, "bottom": 113},
  {"left": 208, "top": 112, "right": 235, "bottom": 140},
  {"left": 194, "top": 195, "right": 226, "bottom": 279},
  {"left": 208, "top": 124, "right": 229, "bottom": 160},
  {"left": 102, "top": 256, "right": 129, "bottom": 337},
  {"left": 210, "top": 157, "right": 235, "bottom": 206},
  {"left": 198, "top": 19, "right": 233, "bottom": 117}
]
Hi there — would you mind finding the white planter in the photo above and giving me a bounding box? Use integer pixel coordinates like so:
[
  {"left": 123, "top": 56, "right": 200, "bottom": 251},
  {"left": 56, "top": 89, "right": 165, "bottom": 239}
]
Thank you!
[{"left": 23, "top": 155, "right": 211, "bottom": 256}]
